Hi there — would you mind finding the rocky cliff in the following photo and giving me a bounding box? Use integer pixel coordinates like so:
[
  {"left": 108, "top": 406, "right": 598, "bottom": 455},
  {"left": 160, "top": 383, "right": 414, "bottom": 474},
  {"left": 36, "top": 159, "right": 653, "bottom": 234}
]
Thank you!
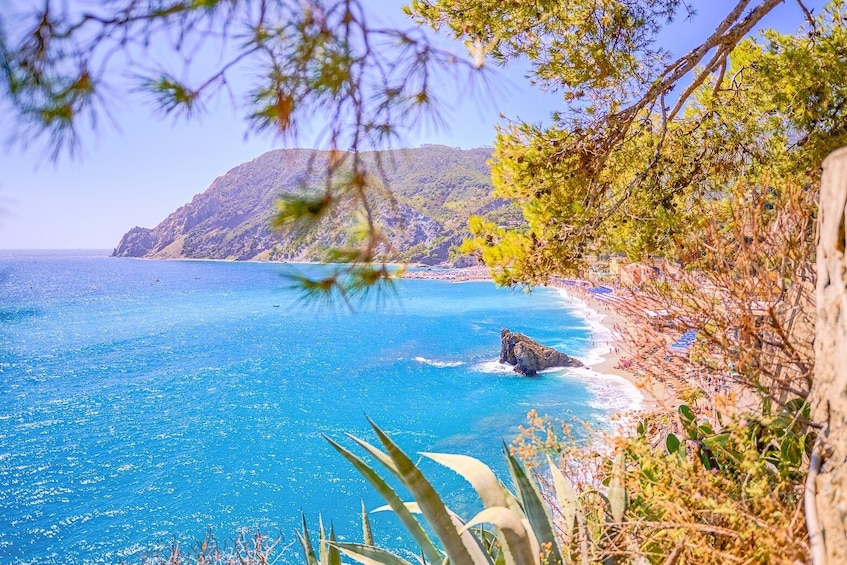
[
  {"left": 113, "top": 146, "right": 521, "bottom": 263},
  {"left": 500, "top": 328, "right": 585, "bottom": 376}
]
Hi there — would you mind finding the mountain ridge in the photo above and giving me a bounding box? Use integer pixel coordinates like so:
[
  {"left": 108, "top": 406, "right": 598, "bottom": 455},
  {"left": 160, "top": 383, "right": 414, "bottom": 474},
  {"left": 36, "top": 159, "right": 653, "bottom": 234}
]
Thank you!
[{"left": 112, "top": 145, "right": 520, "bottom": 264}]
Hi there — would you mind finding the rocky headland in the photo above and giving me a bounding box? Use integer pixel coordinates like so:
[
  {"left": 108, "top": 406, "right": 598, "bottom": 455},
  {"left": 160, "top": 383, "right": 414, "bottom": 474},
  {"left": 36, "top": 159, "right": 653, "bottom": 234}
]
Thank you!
[
  {"left": 113, "top": 146, "right": 523, "bottom": 265},
  {"left": 500, "top": 328, "right": 584, "bottom": 376}
]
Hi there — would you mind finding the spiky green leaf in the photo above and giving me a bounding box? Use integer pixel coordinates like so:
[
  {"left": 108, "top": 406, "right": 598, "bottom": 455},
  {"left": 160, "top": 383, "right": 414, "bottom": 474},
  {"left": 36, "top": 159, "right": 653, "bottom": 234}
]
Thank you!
[
  {"left": 504, "top": 446, "right": 564, "bottom": 565},
  {"left": 547, "top": 456, "right": 579, "bottom": 536},
  {"left": 461, "top": 507, "right": 538, "bottom": 565},
  {"left": 328, "top": 524, "right": 342, "bottom": 565},
  {"left": 297, "top": 513, "right": 319, "bottom": 565},
  {"left": 323, "top": 435, "right": 443, "bottom": 565},
  {"left": 334, "top": 542, "right": 417, "bottom": 565},
  {"left": 346, "top": 433, "right": 400, "bottom": 476},
  {"left": 361, "top": 500, "right": 374, "bottom": 547},
  {"left": 422, "top": 452, "right": 507, "bottom": 509},
  {"left": 373, "top": 502, "right": 494, "bottom": 565},
  {"left": 368, "top": 419, "right": 479, "bottom": 565},
  {"left": 607, "top": 453, "right": 627, "bottom": 523}
]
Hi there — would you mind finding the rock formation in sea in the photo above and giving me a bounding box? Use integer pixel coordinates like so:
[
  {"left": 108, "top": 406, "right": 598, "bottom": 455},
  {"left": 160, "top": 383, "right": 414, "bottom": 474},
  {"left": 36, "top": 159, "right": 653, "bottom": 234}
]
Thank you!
[
  {"left": 112, "top": 146, "right": 524, "bottom": 264},
  {"left": 499, "top": 328, "right": 585, "bottom": 376}
]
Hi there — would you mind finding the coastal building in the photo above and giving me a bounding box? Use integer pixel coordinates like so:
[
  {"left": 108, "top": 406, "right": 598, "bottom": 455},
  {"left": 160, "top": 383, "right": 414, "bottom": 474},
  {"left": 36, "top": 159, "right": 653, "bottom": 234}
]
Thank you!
[{"left": 619, "top": 261, "right": 656, "bottom": 286}]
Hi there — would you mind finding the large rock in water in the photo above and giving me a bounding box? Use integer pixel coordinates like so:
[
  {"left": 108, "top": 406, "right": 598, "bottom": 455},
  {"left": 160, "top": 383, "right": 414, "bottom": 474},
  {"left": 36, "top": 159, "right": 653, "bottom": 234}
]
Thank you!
[{"left": 500, "top": 328, "right": 584, "bottom": 376}]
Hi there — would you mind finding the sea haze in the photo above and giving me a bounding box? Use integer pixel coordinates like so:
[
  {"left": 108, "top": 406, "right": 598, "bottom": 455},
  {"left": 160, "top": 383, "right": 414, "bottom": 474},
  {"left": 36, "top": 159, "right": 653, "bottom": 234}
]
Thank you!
[{"left": 0, "top": 250, "right": 638, "bottom": 564}]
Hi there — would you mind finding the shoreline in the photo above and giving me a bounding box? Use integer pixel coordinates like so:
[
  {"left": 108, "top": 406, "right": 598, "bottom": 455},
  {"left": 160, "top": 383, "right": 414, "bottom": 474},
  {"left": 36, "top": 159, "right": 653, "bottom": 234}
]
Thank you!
[
  {"left": 548, "top": 284, "right": 673, "bottom": 411},
  {"left": 406, "top": 266, "right": 676, "bottom": 411}
]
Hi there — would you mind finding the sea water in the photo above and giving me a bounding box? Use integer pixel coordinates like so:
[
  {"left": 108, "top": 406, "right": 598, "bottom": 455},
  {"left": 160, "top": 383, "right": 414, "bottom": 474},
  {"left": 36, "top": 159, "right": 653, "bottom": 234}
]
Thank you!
[{"left": 0, "top": 250, "right": 641, "bottom": 564}]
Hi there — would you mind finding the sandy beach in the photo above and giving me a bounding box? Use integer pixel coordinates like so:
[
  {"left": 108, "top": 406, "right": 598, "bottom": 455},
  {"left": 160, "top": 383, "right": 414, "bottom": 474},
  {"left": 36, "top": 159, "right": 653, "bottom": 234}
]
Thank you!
[{"left": 549, "top": 283, "right": 675, "bottom": 411}]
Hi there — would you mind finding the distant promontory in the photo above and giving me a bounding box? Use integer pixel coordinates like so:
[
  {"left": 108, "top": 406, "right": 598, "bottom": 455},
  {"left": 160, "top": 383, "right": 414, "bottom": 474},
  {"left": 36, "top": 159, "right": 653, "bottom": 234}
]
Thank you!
[{"left": 112, "top": 146, "right": 521, "bottom": 264}]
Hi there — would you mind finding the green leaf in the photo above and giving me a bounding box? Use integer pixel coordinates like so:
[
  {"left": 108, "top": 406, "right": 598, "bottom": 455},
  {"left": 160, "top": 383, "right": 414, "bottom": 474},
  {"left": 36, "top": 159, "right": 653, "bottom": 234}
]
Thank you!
[
  {"left": 323, "top": 435, "right": 444, "bottom": 565},
  {"left": 703, "top": 432, "right": 730, "bottom": 448},
  {"left": 697, "top": 447, "right": 714, "bottom": 470},
  {"left": 273, "top": 193, "right": 333, "bottom": 230},
  {"left": 504, "top": 445, "right": 564, "bottom": 565},
  {"left": 476, "top": 527, "right": 503, "bottom": 563},
  {"left": 368, "top": 419, "right": 480, "bottom": 565},
  {"left": 678, "top": 404, "right": 696, "bottom": 424},
  {"left": 422, "top": 452, "right": 507, "bottom": 509},
  {"left": 780, "top": 436, "right": 802, "bottom": 468},
  {"left": 319, "top": 517, "right": 328, "bottom": 565},
  {"left": 666, "top": 433, "right": 681, "bottom": 454},
  {"left": 786, "top": 397, "right": 810, "bottom": 419},
  {"left": 333, "top": 542, "right": 416, "bottom": 565}
]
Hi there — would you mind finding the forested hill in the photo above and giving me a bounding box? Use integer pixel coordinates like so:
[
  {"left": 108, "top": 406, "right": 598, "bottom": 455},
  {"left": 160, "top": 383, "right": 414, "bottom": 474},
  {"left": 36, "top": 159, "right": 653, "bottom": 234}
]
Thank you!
[{"left": 112, "top": 145, "right": 520, "bottom": 264}]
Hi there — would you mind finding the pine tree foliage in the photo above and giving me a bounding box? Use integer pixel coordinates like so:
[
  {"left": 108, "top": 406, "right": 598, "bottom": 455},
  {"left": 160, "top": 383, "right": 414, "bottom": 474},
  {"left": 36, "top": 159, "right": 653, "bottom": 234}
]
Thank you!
[{"left": 451, "top": 1, "right": 847, "bottom": 284}]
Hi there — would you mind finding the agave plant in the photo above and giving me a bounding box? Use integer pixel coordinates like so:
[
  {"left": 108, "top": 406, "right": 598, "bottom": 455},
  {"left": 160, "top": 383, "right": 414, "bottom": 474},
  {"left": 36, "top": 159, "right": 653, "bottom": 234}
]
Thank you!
[{"left": 298, "top": 418, "right": 630, "bottom": 565}]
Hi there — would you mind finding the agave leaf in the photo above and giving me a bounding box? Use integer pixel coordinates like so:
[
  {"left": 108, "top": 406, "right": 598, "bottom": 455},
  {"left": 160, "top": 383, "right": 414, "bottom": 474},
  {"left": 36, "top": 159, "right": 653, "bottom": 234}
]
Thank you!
[
  {"left": 330, "top": 524, "right": 342, "bottom": 565},
  {"left": 520, "top": 518, "right": 541, "bottom": 565},
  {"left": 547, "top": 456, "right": 579, "bottom": 537},
  {"left": 297, "top": 514, "right": 319, "bottom": 565},
  {"left": 373, "top": 502, "right": 494, "bottom": 565},
  {"left": 450, "top": 506, "right": 499, "bottom": 565},
  {"left": 368, "top": 419, "right": 479, "bottom": 565},
  {"left": 502, "top": 486, "right": 525, "bottom": 517},
  {"left": 504, "top": 446, "right": 564, "bottom": 565},
  {"left": 333, "top": 542, "right": 416, "bottom": 565},
  {"left": 346, "top": 433, "right": 400, "bottom": 476},
  {"left": 461, "top": 507, "right": 538, "bottom": 565},
  {"left": 319, "top": 516, "right": 328, "bottom": 565},
  {"left": 422, "top": 452, "right": 507, "bottom": 509},
  {"left": 576, "top": 508, "right": 590, "bottom": 565},
  {"left": 476, "top": 526, "right": 501, "bottom": 559},
  {"left": 361, "top": 500, "right": 374, "bottom": 547},
  {"left": 324, "top": 435, "right": 444, "bottom": 565},
  {"left": 372, "top": 502, "right": 420, "bottom": 514},
  {"left": 607, "top": 453, "right": 627, "bottom": 523}
]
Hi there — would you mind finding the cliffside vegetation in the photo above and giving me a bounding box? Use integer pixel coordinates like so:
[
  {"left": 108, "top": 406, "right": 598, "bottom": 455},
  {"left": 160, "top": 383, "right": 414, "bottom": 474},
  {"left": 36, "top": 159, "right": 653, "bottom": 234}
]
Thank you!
[{"left": 3, "top": 0, "right": 845, "bottom": 563}]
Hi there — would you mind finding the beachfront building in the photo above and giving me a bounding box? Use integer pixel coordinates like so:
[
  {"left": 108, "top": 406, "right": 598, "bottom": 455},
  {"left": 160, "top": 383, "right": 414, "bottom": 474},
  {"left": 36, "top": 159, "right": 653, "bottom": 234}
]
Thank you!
[{"left": 619, "top": 261, "right": 656, "bottom": 286}]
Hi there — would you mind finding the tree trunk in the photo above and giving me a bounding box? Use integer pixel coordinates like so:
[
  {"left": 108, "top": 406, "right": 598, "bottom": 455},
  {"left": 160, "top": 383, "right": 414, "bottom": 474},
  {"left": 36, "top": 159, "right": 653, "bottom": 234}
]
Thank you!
[{"left": 811, "top": 146, "right": 847, "bottom": 563}]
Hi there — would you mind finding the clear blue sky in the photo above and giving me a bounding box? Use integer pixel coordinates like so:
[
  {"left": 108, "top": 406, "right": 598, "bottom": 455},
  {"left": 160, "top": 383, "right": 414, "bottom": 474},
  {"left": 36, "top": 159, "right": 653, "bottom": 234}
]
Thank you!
[{"left": 0, "top": 0, "right": 821, "bottom": 250}]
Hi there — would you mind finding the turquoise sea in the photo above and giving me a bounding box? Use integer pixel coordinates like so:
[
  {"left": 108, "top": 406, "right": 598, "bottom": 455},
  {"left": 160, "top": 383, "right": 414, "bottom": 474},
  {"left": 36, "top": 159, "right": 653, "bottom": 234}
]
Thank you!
[{"left": 0, "top": 250, "right": 641, "bottom": 564}]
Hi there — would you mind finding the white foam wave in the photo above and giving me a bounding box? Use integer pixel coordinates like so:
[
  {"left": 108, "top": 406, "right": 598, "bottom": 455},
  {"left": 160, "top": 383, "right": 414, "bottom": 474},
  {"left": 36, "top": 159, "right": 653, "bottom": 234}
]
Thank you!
[
  {"left": 472, "top": 359, "right": 517, "bottom": 374},
  {"left": 553, "top": 288, "right": 618, "bottom": 340},
  {"left": 413, "top": 356, "right": 464, "bottom": 368},
  {"left": 551, "top": 286, "right": 644, "bottom": 412},
  {"left": 577, "top": 344, "right": 613, "bottom": 367},
  {"left": 567, "top": 367, "right": 644, "bottom": 412}
]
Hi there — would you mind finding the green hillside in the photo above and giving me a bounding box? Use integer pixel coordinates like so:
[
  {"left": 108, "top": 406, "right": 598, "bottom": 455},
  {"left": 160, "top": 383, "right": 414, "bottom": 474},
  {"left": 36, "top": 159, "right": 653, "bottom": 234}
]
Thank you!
[{"left": 113, "top": 146, "right": 522, "bottom": 264}]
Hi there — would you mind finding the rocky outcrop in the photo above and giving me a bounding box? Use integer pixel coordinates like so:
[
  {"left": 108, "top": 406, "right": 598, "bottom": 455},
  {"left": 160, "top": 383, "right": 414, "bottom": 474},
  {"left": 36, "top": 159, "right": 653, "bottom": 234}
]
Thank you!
[
  {"left": 113, "top": 226, "right": 157, "bottom": 257},
  {"left": 500, "top": 328, "right": 584, "bottom": 376}
]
